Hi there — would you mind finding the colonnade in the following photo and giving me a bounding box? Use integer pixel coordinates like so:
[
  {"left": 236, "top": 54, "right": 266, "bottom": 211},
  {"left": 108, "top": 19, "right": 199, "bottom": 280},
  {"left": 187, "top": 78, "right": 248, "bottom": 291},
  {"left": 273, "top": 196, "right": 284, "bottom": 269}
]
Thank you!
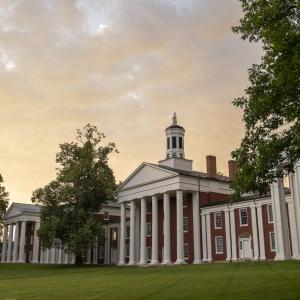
[{"left": 118, "top": 190, "right": 201, "bottom": 265}]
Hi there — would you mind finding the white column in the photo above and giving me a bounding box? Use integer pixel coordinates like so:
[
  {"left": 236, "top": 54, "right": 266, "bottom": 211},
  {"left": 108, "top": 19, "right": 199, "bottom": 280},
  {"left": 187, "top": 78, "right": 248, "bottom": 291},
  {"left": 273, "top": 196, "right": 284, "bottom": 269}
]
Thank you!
[
  {"left": 206, "top": 213, "right": 212, "bottom": 262},
  {"left": 250, "top": 205, "right": 259, "bottom": 260},
  {"left": 12, "top": 223, "right": 20, "bottom": 263},
  {"left": 51, "top": 248, "right": 55, "bottom": 264},
  {"left": 118, "top": 202, "right": 126, "bottom": 265},
  {"left": 162, "top": 192, "right": 171, "bottom": 264},
  {"left": 1, "top": 225, "right": 8, "bottom": 262},
  {"left": 45, "top": 248, "right": 50, "bottom": 264},
  {"left": 287, "top": 199, "right": 300, "bottom": 259},
  {"left": 58, "top": 247, "right": 63, "bottom": 264},
  {"left": 230, "top": 208, "right": 237, "bottom": 261},
  {"left": 71, "top": 255, "right": 75, "bottom": 264},
  {"left": 192, "top": 191, "right": 201, "bottom": 264},
  {"left": 256, "top": 204, "right": 266, "bottom": 260},
  {"left": 64, "top": 250, "right": 69, "bottom": 264},
  {"left": 129, "top": 200, "right": 136, "bottom": 265},
  {"left": 289, "top": 172, "right": 300, "bottom": 259},
  {"left": 32, "top": 222, "right": 40, "bottom": 263},
  {"left": 135, "top": 204, "right": 140, "bottom": 263},
  {"left": 151, "top": 196, "right": 159, "bottom": 265},
  {"left": 224, "top": 208, "right": 231, "bottom": 261},
  {"left": 175, "top": 190, "right": 185, "bottom": 264},
  {"left": 18, "top": 221, "right": 26, "bottom": 263},
  {"left": 93, "top": 238, "right": 98, "bottom": 264},
  {"left": 139, "top": 198, "right": 147, "bottom": 265},
  {"left": 87, "top": 248, "right": 92, "bottom": 264},
  {"left": 6, "top": 224, "right": 14, "bottom": 263},
  {"left": 270, "top": 179, "right": 291, "bottom": 260},
  {"left": 201, "top": 213, "right": 207, "bottom": 262}
]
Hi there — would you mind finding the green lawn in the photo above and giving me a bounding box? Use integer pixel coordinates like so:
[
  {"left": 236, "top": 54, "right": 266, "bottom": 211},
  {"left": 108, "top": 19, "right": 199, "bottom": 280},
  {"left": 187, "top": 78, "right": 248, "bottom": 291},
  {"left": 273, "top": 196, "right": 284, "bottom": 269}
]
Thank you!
[{"left": 0, "top": 261, "right": 300, "bottom": 300}]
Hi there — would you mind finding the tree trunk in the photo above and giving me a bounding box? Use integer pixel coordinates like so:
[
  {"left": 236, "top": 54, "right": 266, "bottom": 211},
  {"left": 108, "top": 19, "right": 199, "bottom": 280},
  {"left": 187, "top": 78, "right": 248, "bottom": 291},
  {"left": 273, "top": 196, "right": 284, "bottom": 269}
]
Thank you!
[{"left": 75, "top": 253, "right": 83, "bottom": 265}]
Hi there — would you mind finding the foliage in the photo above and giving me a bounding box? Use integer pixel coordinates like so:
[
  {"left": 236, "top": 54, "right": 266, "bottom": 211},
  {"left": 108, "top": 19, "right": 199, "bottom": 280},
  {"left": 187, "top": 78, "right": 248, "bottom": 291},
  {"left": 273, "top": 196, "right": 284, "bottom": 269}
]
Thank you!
[
  {"left": 0, "top": 174, "right": 9, "bottom": 235},
  {"left": 32, "top": 124, "right": 117, "bottom": 264},
  {"left": 231, "top": 0, "right": 300, "bottom": 197}
]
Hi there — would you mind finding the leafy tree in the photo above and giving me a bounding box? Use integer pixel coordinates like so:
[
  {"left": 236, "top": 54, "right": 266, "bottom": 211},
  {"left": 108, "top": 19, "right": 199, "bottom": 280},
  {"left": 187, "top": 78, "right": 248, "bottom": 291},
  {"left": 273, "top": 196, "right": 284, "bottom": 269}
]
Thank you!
[
  {"left": 0, "top": 174, "right": 9, "bottom": 237},
  {"left": 32, "top": 124, "right": 117, "bottom": 264},
  {"left": 231, "top": 0, "right": 300, "bottom": 197}
]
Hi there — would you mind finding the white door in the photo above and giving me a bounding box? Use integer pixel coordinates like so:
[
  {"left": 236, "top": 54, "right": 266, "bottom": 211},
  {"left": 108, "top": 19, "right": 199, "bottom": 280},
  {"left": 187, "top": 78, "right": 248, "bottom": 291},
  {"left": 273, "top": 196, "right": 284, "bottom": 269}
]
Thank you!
[{"left": 239, "top": 237, "right": 253, "bottom": 260}]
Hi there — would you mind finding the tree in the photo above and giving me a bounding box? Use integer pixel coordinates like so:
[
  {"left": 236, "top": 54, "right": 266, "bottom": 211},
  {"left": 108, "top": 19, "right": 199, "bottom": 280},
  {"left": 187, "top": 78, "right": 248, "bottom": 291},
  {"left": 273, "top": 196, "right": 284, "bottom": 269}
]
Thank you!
[
  {"left": 32, "top": 124, "right": 118, "bottom": 264},
  {"left": 231, "top": 0, "right": 300, "bottom": 197},
  {"left": 0, "top": 174, "right": 9, "bottom": 237}
]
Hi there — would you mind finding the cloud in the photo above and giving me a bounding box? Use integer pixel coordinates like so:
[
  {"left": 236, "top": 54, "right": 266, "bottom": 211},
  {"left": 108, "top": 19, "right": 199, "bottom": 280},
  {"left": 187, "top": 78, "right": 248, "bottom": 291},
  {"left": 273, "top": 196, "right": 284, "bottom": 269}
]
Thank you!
[{"left": 0, "top": 0, "right": 261, "bottom": 203}]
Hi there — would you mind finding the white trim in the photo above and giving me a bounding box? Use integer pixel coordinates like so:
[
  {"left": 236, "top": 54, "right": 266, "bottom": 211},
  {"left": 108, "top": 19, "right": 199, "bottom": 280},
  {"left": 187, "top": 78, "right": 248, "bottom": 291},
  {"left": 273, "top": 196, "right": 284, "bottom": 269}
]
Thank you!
[
  {"left": 267, "top": 204, "right": 274, "bottom": 224},
  {"left": 269, "top": 231, "right": 276, "bottom": 252},
  {"left": 183, "top": 216, "right": 188, "bottom": 233},
  {"left": 215, "top": 236, "right": 224, "bottom": 254},
  {"left": 184, "top": 243, "right": 189, "bottom": 260},
  {"left": 239, "top": 208, "right": 248, "bottom": 226},
  {"left": 214, "top": 211, "right": 222, "bottom": 229},
  {"left": 146, "top": 222, "right": 152, "bottom": 237}
]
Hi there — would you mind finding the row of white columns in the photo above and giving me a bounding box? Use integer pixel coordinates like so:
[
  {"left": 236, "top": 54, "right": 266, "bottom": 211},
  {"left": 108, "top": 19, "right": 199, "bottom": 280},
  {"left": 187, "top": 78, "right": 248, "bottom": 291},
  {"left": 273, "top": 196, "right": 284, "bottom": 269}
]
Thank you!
[
  {"left": 119, "top": 190, "right": 201, "bottom": 266},
  {"left": 1, "top": 221, "right": 30, "bottom": 263}
]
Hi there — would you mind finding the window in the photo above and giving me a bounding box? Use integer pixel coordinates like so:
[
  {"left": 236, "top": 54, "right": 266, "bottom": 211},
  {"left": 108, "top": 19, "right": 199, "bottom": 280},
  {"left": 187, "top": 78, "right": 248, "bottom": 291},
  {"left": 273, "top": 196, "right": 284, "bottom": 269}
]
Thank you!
[
  {"left": 183, "top": 217, "right": 188, "bottom": 232},
  {"left": 240, "top": 208, "right": 248, "bottom": 226},
  {"left": 112, "top": 229, "right": 117, "bottom": 241},
  {"left": 215, "top": 212, "right": 222, "bottom": 229},
  {"left": 268, "top": 205, "right": 273, "bottom": 223},
  {"left": 167, "top": 137, "right": 170, "bottom": 149},
  {"left": 184, "top": 243, "right": 189, "bottom": 260},
  {"left": 183, "top": 197, "right": 188, "bottom": 208},
  {"left": 215, "top": 236, "right": 224, "bottom": 254},
  {"left": 172, "top": 136, "right": 177, "bottom": 148},
  {"left": 99, "top": 246, "right": 105, "bottom": 258},
  {"left": 104, "top": 211, "right": 109, "bottom": 221},
  {"left": 126, "top": 244, "right": 130, "bottom": 258},
  {"left": 270, "top": 232, "right": 276, "bottom": 252},
  {"left": 172, "top": 152, "right": 177, "bottom": 158},
  {"left": 146, "top": 223, "right": 152, "bottom": 236},
  {"left": 147, "top": 247, "right": 152, "bottom": 262},
  {"left": 146, "top": 202, "right": 152, "bottom": 214},
  {"left": 179, "top": 137, "right": 183, "bottom": 149},
  {"left": 126, "top": 225, "right": 130, "bottom": 239}
]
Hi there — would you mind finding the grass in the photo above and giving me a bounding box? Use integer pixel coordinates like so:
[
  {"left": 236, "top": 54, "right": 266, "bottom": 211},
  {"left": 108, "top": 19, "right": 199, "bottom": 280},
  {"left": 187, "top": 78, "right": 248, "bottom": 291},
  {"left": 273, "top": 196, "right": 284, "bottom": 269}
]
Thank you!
[{"left": 0, "top": 261, "right": 300, "bottom": 300}]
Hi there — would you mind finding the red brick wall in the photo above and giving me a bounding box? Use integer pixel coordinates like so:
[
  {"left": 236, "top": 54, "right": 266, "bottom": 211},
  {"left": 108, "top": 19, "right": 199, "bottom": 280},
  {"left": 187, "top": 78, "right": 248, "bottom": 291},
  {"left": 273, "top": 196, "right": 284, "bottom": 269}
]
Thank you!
[
  {"left": 210, "top": 211, "right": 227, "bottom": 261},
  {"left": 200, "top": 192, "right": 230, "bottom": 207},
  {"left": 184, "top": 193, "right": 194, "bottom": 264},
  {"left": 262, "top": 204, "right": 275, "bottom": 259}
]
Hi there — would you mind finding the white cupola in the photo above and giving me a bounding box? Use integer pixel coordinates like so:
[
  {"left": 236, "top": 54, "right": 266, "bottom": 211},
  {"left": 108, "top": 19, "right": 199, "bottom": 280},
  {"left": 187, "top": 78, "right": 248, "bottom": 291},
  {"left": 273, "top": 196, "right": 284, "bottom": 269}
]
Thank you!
[{"left": 158, "top": 113, "right": 193, "bottom": 171}]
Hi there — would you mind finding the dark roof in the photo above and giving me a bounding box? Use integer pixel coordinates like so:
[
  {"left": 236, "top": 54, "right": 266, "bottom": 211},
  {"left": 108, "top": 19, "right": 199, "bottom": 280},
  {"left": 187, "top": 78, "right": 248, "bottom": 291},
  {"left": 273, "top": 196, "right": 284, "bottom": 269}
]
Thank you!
[
  {"left": 153, "top": 164, "right": 230, "bottom": 183},
  {"left": 166, "top": 125, "right": 184, "bottom": 130},
  {"left": 13, "top": 202, "right": 41, "bottom": 214}
]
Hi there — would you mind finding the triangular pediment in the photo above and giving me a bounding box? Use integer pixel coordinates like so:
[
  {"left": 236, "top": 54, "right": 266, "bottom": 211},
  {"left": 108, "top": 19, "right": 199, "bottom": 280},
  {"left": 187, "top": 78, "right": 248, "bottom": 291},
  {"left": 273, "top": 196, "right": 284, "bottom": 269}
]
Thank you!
[
  {"left": 119, "top": 163, "right": 178, "bottom": 190},
  {"left": 5, "top": 203, "right": 22, "bottom": 219}
]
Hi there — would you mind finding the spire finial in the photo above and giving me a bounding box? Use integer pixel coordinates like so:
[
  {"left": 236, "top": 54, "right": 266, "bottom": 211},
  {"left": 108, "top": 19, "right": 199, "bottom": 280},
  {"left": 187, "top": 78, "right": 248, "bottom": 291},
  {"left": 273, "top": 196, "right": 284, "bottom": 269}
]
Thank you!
[{"left": 172, "top": 112, "right": 177, "bottom": 125}]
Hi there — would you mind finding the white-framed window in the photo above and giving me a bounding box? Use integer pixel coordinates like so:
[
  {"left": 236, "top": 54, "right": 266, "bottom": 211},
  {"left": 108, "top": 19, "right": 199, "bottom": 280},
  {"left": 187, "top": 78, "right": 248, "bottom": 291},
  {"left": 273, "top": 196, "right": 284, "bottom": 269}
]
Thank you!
[
  {"left": 183, "top": 197, "right": 188, "bottom": 208},
  {"left": 147, "top": 247, "right": 152, "bottom": 262},
  {"left": 126, "top": 244, "right": 130, "bottom": 258},
  {"left": 215, "top": 211, "right": 222, "bottom": 229},
  {"left": 270, "top": 232, "right": 276, "bottom": 252},
  {"left": 268, "top": 204, "right": 273, "bottom": 223},
  {"left": 126, "top": 225, "right": 130, "bottom": 239},
  {"left": 146, "top": 202, "right": 152, "bottom": 214},
  {"left": 215, "top": 236, "right": 224, "bottom": 254},
  {"left": 104, "top": 211, "right": 109, "bottom": 221},
  {"left": 112, "top": 228, "right": 117, "bottom": 241},
  {"left": 240, "top": 208, "right": 248, "bottom": 226},
  {"left": 183, "top": 217, "right": 188, "bottom": 232},
  {"left": 146, "top": 223, "right": 152, "bottom": 236},
  {"left": 184, "top": 243, "right": 189, "bottom": 260}
]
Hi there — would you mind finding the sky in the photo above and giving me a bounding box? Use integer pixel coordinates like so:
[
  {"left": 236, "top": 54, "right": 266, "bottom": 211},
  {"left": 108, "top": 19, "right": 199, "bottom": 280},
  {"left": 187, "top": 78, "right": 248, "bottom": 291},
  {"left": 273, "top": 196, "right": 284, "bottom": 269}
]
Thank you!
[{"left": 0, "top": 0, "right": 262, "bottom": 205}]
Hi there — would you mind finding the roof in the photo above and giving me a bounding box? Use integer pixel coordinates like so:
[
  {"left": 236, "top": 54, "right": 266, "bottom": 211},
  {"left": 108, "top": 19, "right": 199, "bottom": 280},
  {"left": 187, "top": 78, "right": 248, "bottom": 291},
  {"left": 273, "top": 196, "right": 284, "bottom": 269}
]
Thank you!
[
  {"left": 12, "top": 202, "right": 41, "bottom": 214},
  {"left": 166, "top": 124, "right": 184, "bottom": 130},
  {"left": 102, "top": 201, "right": 121, "bottom": 208},
  {"left": 150, "top": 164, "right": 230, "bottom": 183}
]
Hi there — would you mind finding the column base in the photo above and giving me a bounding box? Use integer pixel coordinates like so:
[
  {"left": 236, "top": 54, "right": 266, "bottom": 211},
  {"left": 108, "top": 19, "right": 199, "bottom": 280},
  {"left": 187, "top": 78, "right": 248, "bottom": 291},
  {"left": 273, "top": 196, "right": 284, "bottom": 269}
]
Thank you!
[
  {"left": 138, "top": 261, "right": 148, "bottom": 267},
  {"left": 31, "top": 260, "right": 39, "bottom": 264},
  {"left": 161, "top": 260, "right": 172, "bottom": 266},
  {"left": 206, "top": 259, "right": 212, "bottom": 263},
  {"left": 259, "top": 257, "right": 266, "bottom": 261},
  {"left": 174, "top": 259, "right": 186, "bottom": 265},
  {"left": 18, "top": 260, "right": 25, "bottom": 263},
  {"left": 193, "top": 259, "right": 201, "bottom": 264},
  {"left": 253, "top": 257, "right": 259, "bottom": 261},
  {"left": 226, "top": 258, "right": 231, "bottom": 262},
  {"left": 231, "top": 257, "right": 238, "bottom": 262},
  {"left": 149, "top": 260, "right": 159, "bottom": 266},
  {"left": 292, "top": 255, "right": 300, "bottom": 260},
  {"left": 275, "top": 255, "right": 287, "bottom": 261},
  {"left": 127, "top": 261, "right": 136, "bottom": 266}
]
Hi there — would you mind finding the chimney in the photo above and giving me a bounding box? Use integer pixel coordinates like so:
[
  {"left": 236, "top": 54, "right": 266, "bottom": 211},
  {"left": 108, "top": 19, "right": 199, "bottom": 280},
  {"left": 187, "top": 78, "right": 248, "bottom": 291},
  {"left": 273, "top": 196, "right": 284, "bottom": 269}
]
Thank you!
[
  {"left": 228, "top": 160, "right": 238, "bottom": 181},
  {"left": 206, "top": 155, "right": 217, "bottom": 178}
]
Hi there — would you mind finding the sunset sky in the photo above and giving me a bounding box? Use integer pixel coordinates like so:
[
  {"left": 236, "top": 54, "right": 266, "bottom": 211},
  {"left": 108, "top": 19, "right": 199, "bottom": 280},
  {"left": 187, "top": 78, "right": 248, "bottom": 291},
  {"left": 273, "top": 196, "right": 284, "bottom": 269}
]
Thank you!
[{"left": 0, "top": 0, "right": 262, "bottom": 204}]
